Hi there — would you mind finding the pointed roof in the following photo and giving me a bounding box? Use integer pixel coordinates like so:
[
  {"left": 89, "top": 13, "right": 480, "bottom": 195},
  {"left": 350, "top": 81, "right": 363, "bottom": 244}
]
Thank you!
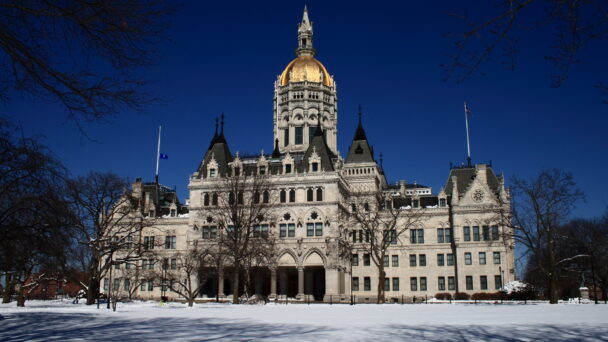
[
  {"left": 345, "top": 107, "right": 375, "bottom": 164},
  {"left": 272, "top": 138, "right": 281, "bottom": 158},
  {"left": 299, "top": 6, "right": 312, "bottom": 32},
  {"left": 197, "top": 117, "right": 233, "bottom": 178},
  {"left": 300, "top": 120, "right": 336, "bottom": 172},
  {"left": 354, "top": 106, "right": 368, "bottom": 141}
]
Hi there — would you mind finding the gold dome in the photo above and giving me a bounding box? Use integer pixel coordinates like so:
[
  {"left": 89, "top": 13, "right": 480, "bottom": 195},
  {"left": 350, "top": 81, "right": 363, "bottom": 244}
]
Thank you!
[{"left": 279, "top": 56, "right": 332, "bottom": 87}]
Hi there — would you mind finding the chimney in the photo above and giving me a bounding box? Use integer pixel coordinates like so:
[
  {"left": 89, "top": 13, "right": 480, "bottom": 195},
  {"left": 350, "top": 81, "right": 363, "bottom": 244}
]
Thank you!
[
  {"left": 451, "top": 175, "right": 459, "bottom": 205},
  {"left": 399, "top": 180, "right": 406, "bottom": 196},
  {"left": 475, "top": 164, "right": 487, "bottom": 185},
  {"left": 132, "top": 178, "right": 143, "bottom": 200}
]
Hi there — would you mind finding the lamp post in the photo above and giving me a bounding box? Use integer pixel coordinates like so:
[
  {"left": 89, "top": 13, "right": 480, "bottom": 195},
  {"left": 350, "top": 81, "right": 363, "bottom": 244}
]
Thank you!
[{"left": 499, "top": 266, "right": 504, "bottom": 303}]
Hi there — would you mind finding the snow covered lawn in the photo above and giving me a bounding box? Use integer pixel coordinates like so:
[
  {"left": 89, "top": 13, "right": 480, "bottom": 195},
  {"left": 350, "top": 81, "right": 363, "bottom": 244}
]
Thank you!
[{"left": 1, "top": 300, "right": 607, "bottom": 341}]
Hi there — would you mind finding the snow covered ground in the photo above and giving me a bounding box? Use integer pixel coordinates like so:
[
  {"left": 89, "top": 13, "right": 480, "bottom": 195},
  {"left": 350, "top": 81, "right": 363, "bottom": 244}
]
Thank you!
[{"left": 1, "top": 300, "right": 607, "bottom": 341}]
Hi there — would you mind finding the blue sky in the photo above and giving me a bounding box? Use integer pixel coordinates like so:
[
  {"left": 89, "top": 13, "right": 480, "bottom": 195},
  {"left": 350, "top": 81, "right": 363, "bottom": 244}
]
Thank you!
[{"left": 6, "top": 1, "right": 607, "bottom": 219}]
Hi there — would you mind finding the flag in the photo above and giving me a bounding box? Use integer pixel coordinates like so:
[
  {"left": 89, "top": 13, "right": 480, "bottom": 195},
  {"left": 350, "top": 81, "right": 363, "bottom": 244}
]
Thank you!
[
  {"left": 159, "top": 153, "right": 169, "bottom": 160},
  {"left": 465, "top": 103, "right": 472, "bottom": 117}
]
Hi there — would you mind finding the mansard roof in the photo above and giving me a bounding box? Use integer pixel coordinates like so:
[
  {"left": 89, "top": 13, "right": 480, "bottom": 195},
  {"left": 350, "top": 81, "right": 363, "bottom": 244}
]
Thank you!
[{"left": 444, "top": 165, "right": 500, "bottom": 197}]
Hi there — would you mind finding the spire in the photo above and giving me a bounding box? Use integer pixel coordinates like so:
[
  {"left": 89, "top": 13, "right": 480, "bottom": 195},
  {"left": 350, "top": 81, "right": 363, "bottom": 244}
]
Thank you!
[
  {"left": 296, "top": 6, "right": 315, "bottom": 57},
  {"left": 214, "top": 117, "right": 219, "bottom": 138},
  {"left": 354, "top": 105, "right": 367, "bottom": 141},
  {"left": 272, "top": 138, "right": 281, "bottom": 158},
  {"left": 216, "top": 113, "right": 227, "bottom": 144}
]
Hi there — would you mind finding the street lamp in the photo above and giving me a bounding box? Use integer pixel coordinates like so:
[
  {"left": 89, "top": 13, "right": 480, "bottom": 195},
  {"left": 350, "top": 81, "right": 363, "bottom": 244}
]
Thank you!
[{"left": 499, "top": 266, "right": 505, "bottom": 303}]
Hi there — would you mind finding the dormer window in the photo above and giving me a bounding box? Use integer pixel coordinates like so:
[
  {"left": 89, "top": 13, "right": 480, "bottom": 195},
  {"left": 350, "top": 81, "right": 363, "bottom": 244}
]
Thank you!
[
  {"left": 209, "top": 168, "right": 216, "bottom": 177},
  {"left": 413, "top": 200, "right": 419, "bottom": 208},
  {"left": 259, "top": 166, "right": 266, "bottom": 175},
  {"left": 170, "top": 209, "right": 176, "bottom": 217},
  {"left": 285, "top": 164, "right": 292, "bottom": 174},
  {"left": 439, "top": 198, "right": 446, "bottom": 207},
  {"left": 234, "top": 167, "right": 240, "bottom": 176},
  {"left": 312, "top": 162, "right": 319, "bottom": 172},
  {"left": 149, "top": 210, "right": 155, "bottom": 217}
]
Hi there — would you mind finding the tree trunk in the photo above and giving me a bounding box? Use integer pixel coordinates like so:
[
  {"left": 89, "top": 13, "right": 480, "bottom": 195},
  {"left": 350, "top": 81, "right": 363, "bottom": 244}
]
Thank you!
[
  {"left": 86, "top": 276, "right": 99, "bottom": 305},
  {"left": 590, "top": 257, "right": 598, "bottom": 304},
  {"left": 188, "top": 297, "right": 194, "bottom": 307},
  {"left": 377, "top": 267, "right": 385, "bottom": 304},
  {"left": 548, "top": 274, "right": 558, "bottom": 304},
  {"left": 16, "top": 290, "right": 25, "bottom": 307},
  {"left": 2, "top": 274, "right": 14, "bottom": 303},
  {"left": 232, "top": 268, "right": 240, "bottom": 304},
  {"left": 547, "top": 236, "right": 558, "bottom": 304}
]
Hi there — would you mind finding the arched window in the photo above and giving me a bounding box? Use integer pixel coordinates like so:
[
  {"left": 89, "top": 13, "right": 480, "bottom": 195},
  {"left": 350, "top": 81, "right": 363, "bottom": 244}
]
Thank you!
[
  {"left": 351, "top": 203, "right": 356, "bottom": 212},
  {"left": 280, "top": 190, "right": 286, "bottom": 203},
  {"left": 364, "top": 202, "right": 369, "bottom": 211},
  {"left": 307, "top": 188, "right": 314, "bottom": 202},
  {"left": 212, "top": 193, "right": 218, "bottom": 206},
  {"left": 316, "top": 188, "right": 323, "bottom": 201},
  {"left": 263, "top": 190, "right": 269, "bottom": 204},
  {"left": 237, "top": 191, "right": 244, "bottom": 205},
  {"left": 203, "top": 193, "right": 209, "bottom": 206},
  {"left": 289, "top": 189, "right": 296, "bottom": 202},
  {"left": 253, "top": 191, "right": 260, "bottom": 204}
]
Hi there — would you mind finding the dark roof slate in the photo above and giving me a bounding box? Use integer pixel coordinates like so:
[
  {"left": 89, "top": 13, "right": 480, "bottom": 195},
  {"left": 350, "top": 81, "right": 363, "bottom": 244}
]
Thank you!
[
  {"left": 345, "top": 118, "right": 375, "bottom": 164},
  {"left": 444, "top": 166, "right": 500, "bottom": 197}
]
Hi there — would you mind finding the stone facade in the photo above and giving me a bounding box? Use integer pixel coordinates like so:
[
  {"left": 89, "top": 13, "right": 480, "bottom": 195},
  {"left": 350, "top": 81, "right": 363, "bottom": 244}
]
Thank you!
[{"left": 102, "top": 8, "right": 515, "bottom": 303}]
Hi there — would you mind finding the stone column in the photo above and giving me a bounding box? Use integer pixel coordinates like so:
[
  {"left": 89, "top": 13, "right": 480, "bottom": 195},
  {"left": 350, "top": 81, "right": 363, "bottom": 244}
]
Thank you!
[
  {"left": 297, "top": 266, "right": 305, "bottom": 299},
  {"left": 218, "top": 267, "right": 225, "bottom": 297},
  {"left": 323, "top": 266, "right": 340, "bottom": 302},
  {"left": 269, "top": 267, "right": 277, "bottom": 299}
]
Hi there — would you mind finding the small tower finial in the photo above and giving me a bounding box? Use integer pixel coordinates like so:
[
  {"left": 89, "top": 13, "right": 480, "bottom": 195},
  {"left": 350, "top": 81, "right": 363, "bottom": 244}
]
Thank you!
[
  {"left": 379, "top": 153, "right": 383, "bottom": 167},
  {"left": 214, "top": 117, "right": 219, "bottom": 137},
  {"left": 296, "top": 6, "right": 315, "bottom": 57},
  {"left": 358, "top": 105, "right": 362, "bottom": 125}
]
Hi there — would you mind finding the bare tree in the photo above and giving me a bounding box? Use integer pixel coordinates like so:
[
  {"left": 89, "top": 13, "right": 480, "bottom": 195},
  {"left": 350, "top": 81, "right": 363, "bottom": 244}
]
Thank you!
[
  {"left": 558, "top": 216, "right": 608, "bottom": 303},
  {"left": 200, "top": 172, "right": 277, "bottom": 304},
  {"left": 152, "top": 244, "right": 214, "bottom": 307},
  {"left": 0, "top": 118, "right": 70, "bottom": 305},
  {"left": 497, "top": 169, "right": 585, "bottom": 303},
  {"left": 443, "top": 0, "right": 608, "bottom": 102},
  {"left": 114, "top": 263, "right": 150, "bottom": 300},
  {"left": 66, "top": 171, "right": 156, "bottom": 305},
  {"left": 340, "top": 189, "right": 423, "bottom": 303},
  {"left": 0, "top": 1, "right": 173, "bottom": 130}
]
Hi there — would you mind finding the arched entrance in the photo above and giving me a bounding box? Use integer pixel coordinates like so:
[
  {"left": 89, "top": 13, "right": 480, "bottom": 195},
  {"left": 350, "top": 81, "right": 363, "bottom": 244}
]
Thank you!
[
  {"left": 303, "top": 251, "right": 326, "bottom": 301},
  {"left": 277, "top": 252, "right": 298, "bottom": 298}
]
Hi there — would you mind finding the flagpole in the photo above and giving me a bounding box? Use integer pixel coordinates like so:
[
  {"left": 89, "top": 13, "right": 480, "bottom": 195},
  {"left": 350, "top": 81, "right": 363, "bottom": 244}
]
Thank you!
[
  {"left": 464, "top": 102, "right": 471, "bottom": 167},
  {"left": 155, "top": 125, "right": 161, "bottom": 184}
]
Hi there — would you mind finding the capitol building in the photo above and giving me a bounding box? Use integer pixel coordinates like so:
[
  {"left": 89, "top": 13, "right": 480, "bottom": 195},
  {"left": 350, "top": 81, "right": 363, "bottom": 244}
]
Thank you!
[{"left": 105, "top": 8, "right": 515, "bottom": 303}]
